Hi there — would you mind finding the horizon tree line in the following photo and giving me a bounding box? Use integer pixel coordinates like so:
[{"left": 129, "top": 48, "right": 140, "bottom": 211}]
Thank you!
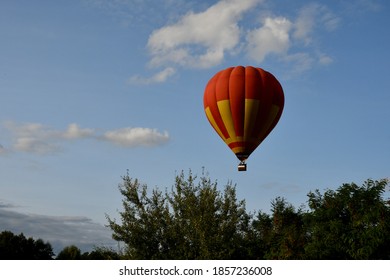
[{"left": 1, "top": 171, "right": 389, "bottom": 260}]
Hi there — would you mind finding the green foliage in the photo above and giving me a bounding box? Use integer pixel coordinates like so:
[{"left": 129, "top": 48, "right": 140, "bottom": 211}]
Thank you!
[
  {"left": 304, "top": 179, "right": 390, "bottom": 259},
  {"left": 81, "top": 246, "right": 121, "bottom": 260},
  {"left": 253, "top": 197, "right": 307, "bottom": 259},
  {"left": 56, "top": 245, "right": 82, "bottom": 260},
  {"left": 0, "top": 231, "right": 54, "bottom": 260},
  {"left": 106, "top": 170, "right": 253, "bottom": 259},
  {"left": 107, "top": 172, "right": 389, "bottom": 260},
  {"left": 55, "top": 245, "right": 121, "bottom": 260}
]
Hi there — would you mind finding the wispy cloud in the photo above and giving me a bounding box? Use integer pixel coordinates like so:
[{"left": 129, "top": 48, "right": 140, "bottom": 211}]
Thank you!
[
  {"left": 13, "top": 137, "right": 61, "bottom": 155},
  {"left": 130, "top": 0, "right": 263, "bottom": 83},
  {"left": 128, "top": 67, "right": 176, "bottom": 84},
  {"left": 2, "top": 122, "right": 96, "bottom": 155},
  {"left": 61, "top": 123, "right": 95, "bottom": 139},
  {"left": 130, "top": 0, "right": 341, "bottom": 83},
  {"left": 101, "top": 127, "right": 170, "bottom": 147},
  {"left": 293, "top": 3, "right": 340, "bottom": 44},
  {"left": 1, "top": 121, "right": 170, "bottom": 155},
  {"left": 342, "top": 0, "right": 382, "bottom": 15},
  {"left": 0, "top": 200, "right": 115, "bottom": 254},
  {"left": 246, "top": 3, "right": 340, "bottom": 75}
]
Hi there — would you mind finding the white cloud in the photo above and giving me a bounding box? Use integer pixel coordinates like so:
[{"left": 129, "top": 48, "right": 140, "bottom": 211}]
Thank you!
[
  {"left": 13, "top": 137, "right": 61, "bottom": 155},
  {"left": 282, "top": 52, "right": 315, "bottom": 75},
  {"left": 246, "top": 17, "right": 292, "bottom": 62},
  {"left": 3, "top": 122, "right": 58, "bottom": 155},
  {"left": 244, "top": 3, "right": 340, "bottom": 75},
  {"left": 318, "top": 53, "right": 333, "bottom": 65},
  {"left": 293, "top": 3, "right": 340, "bottom": 44},
  {"left": 129, "top": 67, "right": 176, "bottom": 84},
  {"left": 102, "top": 127, "right": 169, "bottom": 147},
  {"left": 129, "top": 0, "right": 341, "bottom": 82},
  {"left": 3, "top": 121, "right": 95, "bottom": 155},
  {"left": 1, "top": 121, "right": 170, "bottom": 155},
  {"left": 3, "top": 122, "right": 94, "bottom": 141},
  {"left": 5, "top": 122, "right": 47, "bottom": 138},
  {"left": 61, "top": 123, "right": 95, "bottom": 139},
  {"left": 147, "top": 0, "right": 262, "bottom": 69},
  {"left": 293, "top": 6, "right": 316, "bottom": 44}
]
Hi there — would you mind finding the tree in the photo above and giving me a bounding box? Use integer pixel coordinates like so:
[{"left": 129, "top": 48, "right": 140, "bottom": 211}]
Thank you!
[
  {"left": 56, "top": 245, "right": 81, "bottom": 260},
  {"left": 252, "top": 197, "right": 307, "bottom": 259},
  {"left": 0, "top": 231, "right": 54, "bottom": 260},
  {"left": 106, "top": 170, "right": 253, "bottom": 259},
  {"left": 304, "top": 179, "right": 390, "bottom": 259},
  {"left": 81, "top": 247, "right": 121, "bottom": 260}
]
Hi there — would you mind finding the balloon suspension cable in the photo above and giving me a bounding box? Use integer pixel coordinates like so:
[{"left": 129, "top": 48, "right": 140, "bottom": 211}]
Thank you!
[{"left": 238, "top": 161, "right": 247, "bottom": 172}]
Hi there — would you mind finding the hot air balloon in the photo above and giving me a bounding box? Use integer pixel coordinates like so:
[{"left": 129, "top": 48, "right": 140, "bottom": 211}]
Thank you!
[{"left": 203, "top": 66, "right": 284, "bottom": 171}]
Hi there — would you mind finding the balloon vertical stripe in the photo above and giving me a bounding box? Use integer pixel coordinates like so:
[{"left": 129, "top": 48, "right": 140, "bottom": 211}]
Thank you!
[
  {"left": 203, "top": 72, "right": 230, "bottom": 140},
  {"left": 229, "top": 67, "right": 246, "bottom": 138}
]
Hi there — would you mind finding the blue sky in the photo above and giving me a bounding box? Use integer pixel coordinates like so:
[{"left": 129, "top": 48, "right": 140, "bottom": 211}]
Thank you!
[{"left": 1, "top": 0, "right": 389, "bottom": 253}]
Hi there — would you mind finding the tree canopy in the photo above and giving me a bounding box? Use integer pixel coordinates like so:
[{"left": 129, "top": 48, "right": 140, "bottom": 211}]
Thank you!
[
  {"left": 106, "top": 171, "right": 252, "bottom": 259},
  {"left": 0, "top": 231, "right": 54, "bottom": 260},
  {"left": 1, "top": 171, "right": 388, "bottom": 260},
  {"left": 304, "top": 179, "right": 390, "bottom": 259},
  {"left": 55, "top": 245, "right": 120, "bottom": 260},
  {"left": 107, "top": 171, "right": 389, "bottom": 260}
]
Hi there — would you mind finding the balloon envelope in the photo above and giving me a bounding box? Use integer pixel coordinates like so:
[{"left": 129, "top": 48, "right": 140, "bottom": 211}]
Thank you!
[{"left": 203, "top": 66, "right": 284, "bottom": 162}]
